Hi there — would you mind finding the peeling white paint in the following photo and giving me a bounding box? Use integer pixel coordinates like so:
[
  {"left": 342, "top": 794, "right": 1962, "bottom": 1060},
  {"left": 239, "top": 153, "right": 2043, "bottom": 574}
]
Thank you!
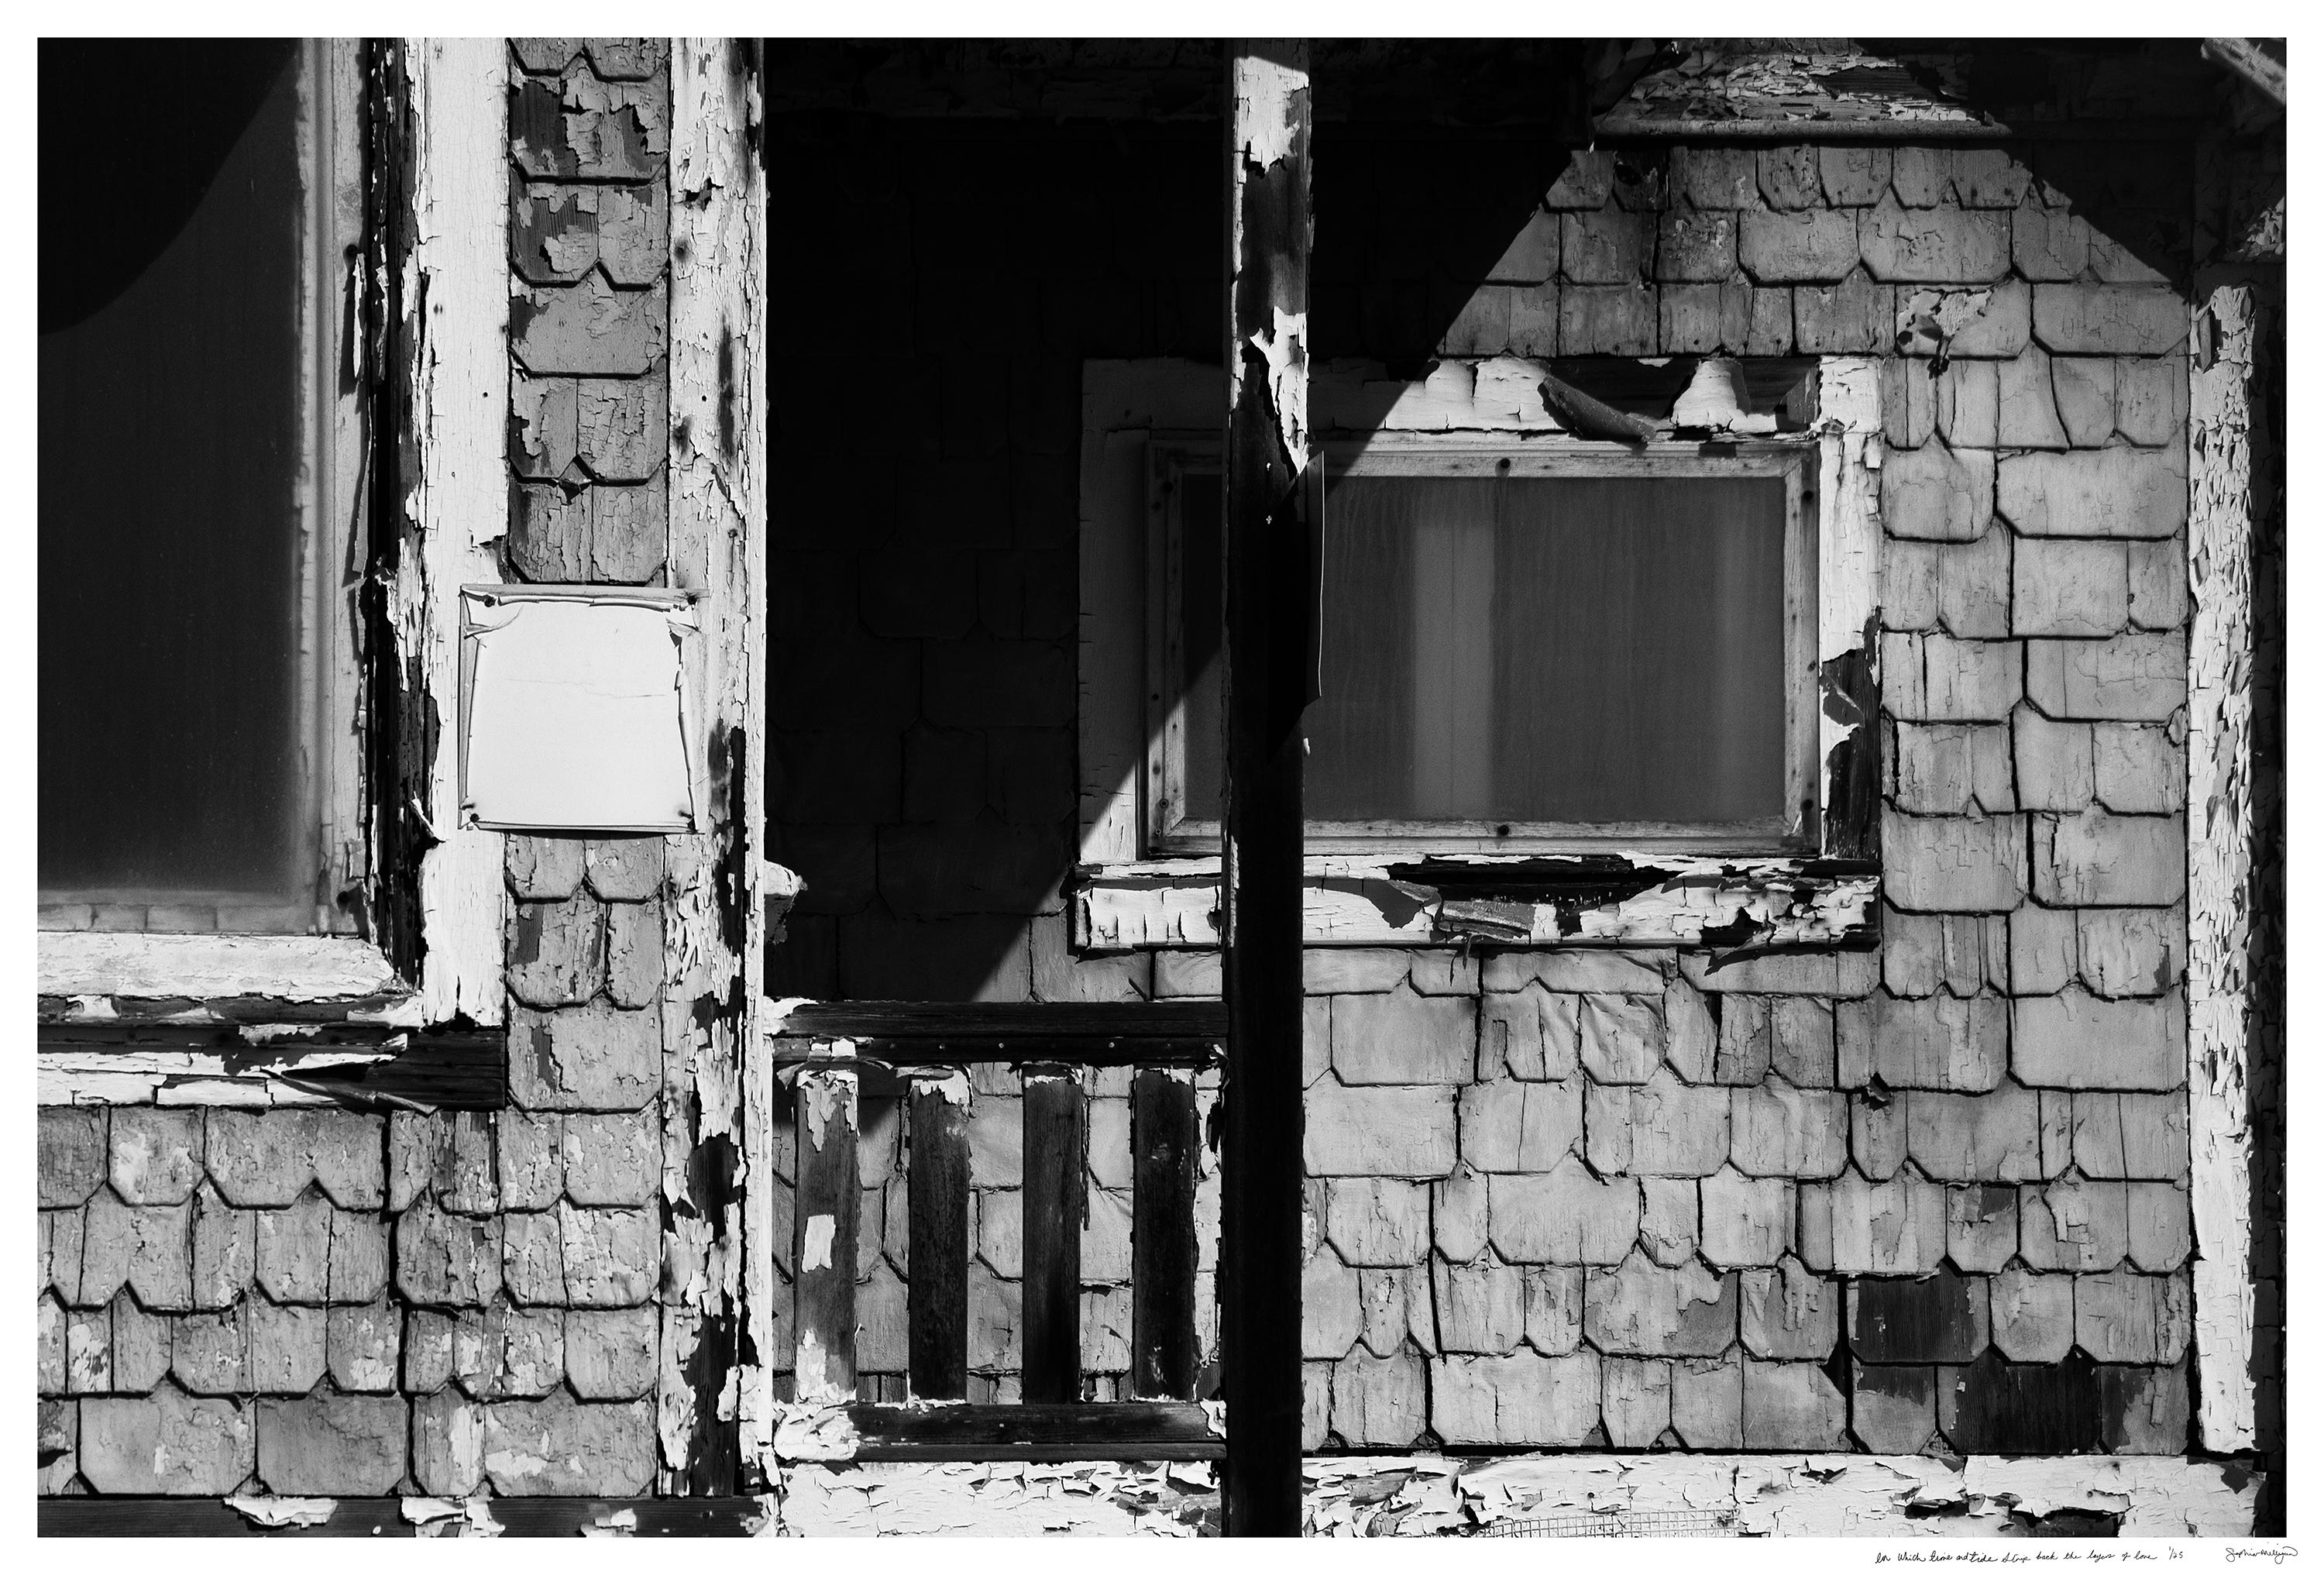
[
  {"left": 1301, "top": 1453, "right": 2257, "bottom": 1538},
  {"left": 225, "top": 1495, "right": 336, "bottom": 1528},
  {"left": 2188, "top": 283, "right": 2260, "bottom": 1452},
  {"left": 800, "top": 1214, "right": 836, "bottom": 1272},
  {"left": 407, "top": 37, "right": 511, "bottom": 1027},
  {"left": 1232, "top": 52, "right": 1305, "bottom": 172},
  {"left": 1247, "top": 308, "right": 1309, "bottom": 463}
]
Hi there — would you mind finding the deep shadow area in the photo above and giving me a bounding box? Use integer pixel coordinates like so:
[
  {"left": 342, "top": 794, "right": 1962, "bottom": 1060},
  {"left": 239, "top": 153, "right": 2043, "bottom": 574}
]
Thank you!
[{"left": 762, "top": 46, "right": 1584, "bottom": 1002}]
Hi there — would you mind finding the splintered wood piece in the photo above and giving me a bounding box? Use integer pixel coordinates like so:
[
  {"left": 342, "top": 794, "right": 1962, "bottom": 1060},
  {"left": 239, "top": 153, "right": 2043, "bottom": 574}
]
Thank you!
[
  {"left": 792, "top": 1064, "right": 860, "bottom": 1400},
  {"left": 1132, "top": 1068, "right": 1201, "bottom": 1399},
  {"left": 906, "top": 1073, "right": 971, "bottom": 1400},
  {"left": 1021, "top": 1064, "right": 1088, "bottom": 1403}
]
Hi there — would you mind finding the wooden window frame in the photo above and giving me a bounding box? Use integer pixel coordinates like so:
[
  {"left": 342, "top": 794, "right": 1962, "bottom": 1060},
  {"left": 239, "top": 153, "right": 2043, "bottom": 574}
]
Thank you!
[
  {"left": 1147, "top": 436, "right": 1820, "bottom": 858},
  {"left": 1076, "top": 355, "right": 1885, "bottom": 953},
  {"left": 38, "top": 40, "right": 370, "bottom": 942},
  {"left": 37, "top": 40, "right": 511, "bottom": 1088}
]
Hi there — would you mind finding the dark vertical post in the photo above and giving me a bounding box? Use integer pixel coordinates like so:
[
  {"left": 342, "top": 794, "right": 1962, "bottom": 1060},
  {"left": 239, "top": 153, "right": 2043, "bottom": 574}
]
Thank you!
[
  {"left": 1020, "top": 1063, "right": 1088, "bottom": 1403},
  {"left": 1130, "top": 1067, "right": 1201, "bottom": 1398},
  {"left": 1222, "top": 40, "right": 1312, "bottom": 1538},
  {"left": 792, "top": 1058, "right": 859, "bottom": 1401},
  {"left": 906, "top": 1071, "right": 971, "bottom": 1400}
]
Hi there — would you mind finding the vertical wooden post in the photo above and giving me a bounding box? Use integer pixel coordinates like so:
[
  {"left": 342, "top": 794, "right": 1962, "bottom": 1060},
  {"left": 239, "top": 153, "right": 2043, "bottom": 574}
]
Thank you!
[
  {"left": 1021, "top": 1064, "right": 1088, "bottom": 1403},
  {"left": 792, "top": 1055, "right": 859, "bottom": 1402},
  {"left": 2188, "top": 282, "right": 2260, "bottom": 1453},
  {"left": 906, "top": 1070, "right": 971, "bottom": 1401},
  {"left": 1222, "top": 40, "right": 1312, "bottom": 1538},
  {"left": 667, "top": 36, "right": 768, "bottom": 1494},
  {"left": 1131, "top": 1066, "right": 1200, "bottom": 1399}
]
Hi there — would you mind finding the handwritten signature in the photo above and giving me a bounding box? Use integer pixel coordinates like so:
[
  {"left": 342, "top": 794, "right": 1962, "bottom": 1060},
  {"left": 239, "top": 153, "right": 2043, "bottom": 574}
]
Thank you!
[{"left": 2225, "top": 1549, "right": 2298, "bottom": 1564}]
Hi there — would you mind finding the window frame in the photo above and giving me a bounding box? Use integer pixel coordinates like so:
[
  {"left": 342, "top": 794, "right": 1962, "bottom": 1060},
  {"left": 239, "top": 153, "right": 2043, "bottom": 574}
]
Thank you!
[
  {"left": 1146, "top": 435, "right": 1821, "bottom": 858},
  {"left": 36, "top": 39, "right": 511, "bottom": 1023},
  {"left": 1075, "top": 353, "right": 1885, "bottom": 954},
  {"left": 36, "top": 39, "right": 369, "bottom": 941}
]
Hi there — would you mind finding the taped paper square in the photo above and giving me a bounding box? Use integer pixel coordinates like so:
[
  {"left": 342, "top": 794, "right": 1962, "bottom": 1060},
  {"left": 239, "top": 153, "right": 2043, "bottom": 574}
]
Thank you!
[{"left": 459, "top": 586, "right": 700, "bottom": 832}]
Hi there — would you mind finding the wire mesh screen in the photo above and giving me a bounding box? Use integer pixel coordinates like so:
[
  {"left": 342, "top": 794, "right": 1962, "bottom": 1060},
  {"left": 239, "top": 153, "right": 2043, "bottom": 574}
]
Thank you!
[{"left": 1466, "top": 1508, "right": 1739, "bottom": 1538}]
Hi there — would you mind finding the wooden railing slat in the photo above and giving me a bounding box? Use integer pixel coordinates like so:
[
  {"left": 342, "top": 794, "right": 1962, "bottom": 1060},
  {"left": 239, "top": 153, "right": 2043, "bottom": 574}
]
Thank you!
[
  {"left": 906, "top": 1073, "right": 971, "bottom": 1400},
  {"left": 1020, "top": 1063, "right": 1086, "bottom": 1403},
  {"left": 792, "top": 1063, "right": 859, "bottom": 1400},
  {"left": 1131, "top": 1068, "right": 1201, "bottom": 1399}
]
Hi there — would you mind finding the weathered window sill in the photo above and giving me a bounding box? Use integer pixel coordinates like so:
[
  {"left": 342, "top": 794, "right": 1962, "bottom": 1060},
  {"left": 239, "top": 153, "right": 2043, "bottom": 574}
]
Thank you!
[
  {"left": 34, "top": 933, "right": 504, "bottom": 1109},
  {"left": 1072, "top": 853, "right": 1879, "bottom": 954}
]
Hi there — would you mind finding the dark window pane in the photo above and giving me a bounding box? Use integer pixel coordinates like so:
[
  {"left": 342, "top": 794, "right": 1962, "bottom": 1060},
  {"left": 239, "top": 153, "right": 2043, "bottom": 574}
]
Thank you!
[
  {"left": 1182, "top": 471, "right": 1789, "bottom": 829},
  {"left": 39, "top": 40, "right": 310, "bottom": 913},
  {"left": 1179, "top": 473, "right": 1223, "bottom": 822}
]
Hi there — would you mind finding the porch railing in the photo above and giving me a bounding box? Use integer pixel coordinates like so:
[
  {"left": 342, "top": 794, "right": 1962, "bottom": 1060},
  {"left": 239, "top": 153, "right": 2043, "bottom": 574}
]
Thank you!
[{"left": 772, "top": 1001, "right": 1227, "bottom": 1462}]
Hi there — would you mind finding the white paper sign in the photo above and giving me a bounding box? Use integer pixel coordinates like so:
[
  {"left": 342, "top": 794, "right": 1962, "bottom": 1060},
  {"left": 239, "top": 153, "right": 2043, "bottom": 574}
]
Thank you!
[{"left": 460, "top": 588, "right": 699, "bottom": 832}]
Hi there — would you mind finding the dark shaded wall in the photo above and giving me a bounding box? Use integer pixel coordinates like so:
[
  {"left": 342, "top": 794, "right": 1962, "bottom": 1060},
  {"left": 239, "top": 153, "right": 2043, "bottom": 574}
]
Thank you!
[{"left": 762, "top": 108, "right": 1569, "bottom": 1003}]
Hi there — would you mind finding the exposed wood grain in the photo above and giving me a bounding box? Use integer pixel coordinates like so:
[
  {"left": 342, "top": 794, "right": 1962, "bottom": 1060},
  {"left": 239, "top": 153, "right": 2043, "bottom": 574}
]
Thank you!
[
  {"left": 849, "top": 1401, "right": 1225, "bottom": 1462},
  {"left": 1223, "top": 39, "right": 1312, "bottom": 1536},
  {"left": 907, "top": 1072, "right": 971, "bottom": 1400},
  {"left": 2188, "top": 280, "right": 2257, "bottom": 1453},
  {"left": 1133, "top": 1068, "right": 1201, "bottom": 1398},
  {"left": 1022, "top": 1064, "right": 1088, "bottom": 1404},
  {"left": 792, "top": 1062, "right": 860, "bottom": 1403},
  {"left": 36, "top": 934, "right": 409, "bottom": 1004}
]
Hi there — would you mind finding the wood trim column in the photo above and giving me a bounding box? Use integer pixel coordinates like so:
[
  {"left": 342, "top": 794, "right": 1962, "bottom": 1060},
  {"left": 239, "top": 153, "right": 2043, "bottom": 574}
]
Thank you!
[
  {"left": 1220, "top": 39, "right": 1311, "bottom": 1538},
  {"left": 664, "top": 37, "right": 769, "bottom": 1493},
  {"left": 2188, "top": 282, "right": 2260, "bottom": 1454}
]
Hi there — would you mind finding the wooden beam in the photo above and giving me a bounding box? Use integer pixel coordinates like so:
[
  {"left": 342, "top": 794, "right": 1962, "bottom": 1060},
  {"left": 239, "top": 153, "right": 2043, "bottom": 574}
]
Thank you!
[
  {"left": 1221, "top": 39, "right": 1311, "bottom": 1538},
  {"left": 779, "top": 1000, "right": 1227, "bottom": 1040}
]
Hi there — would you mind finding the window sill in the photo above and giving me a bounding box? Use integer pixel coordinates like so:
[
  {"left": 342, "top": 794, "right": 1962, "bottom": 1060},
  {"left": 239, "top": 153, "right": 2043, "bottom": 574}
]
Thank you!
[
  {"left": 37, "top": 931, "right": 416, "bottom": 1016},
  {"left": 1072, "top": 851, "right": 1879, "bottom": 954},
  {"left": 34, "top": 934, "right": 511, "bottom": 1110}
]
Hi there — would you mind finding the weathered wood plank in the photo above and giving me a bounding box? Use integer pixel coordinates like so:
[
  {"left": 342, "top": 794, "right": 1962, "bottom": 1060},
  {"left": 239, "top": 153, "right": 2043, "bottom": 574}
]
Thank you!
[
  {"left": 769, "top": 1040, "right": 1220, "bottom": 1081},
  {"left": 665, "top": 37, "right": 771, "bottom": 1494},
  {"left": 906, "top": 1072, "right": 971, "bottom": 1401},
  {"left": 1076, "top": 859, "right": 1880, "bottom": 952},
  {"left": 404, "top": 38, "right": 508, "bottom": 1026},
  {"left": 1222, "top": 39, "right": 1312, "bottom": 1537},
  {"left": 779, "top": 1002, "right": 1227, "bottom": 1040},
  {"left": 1022, "top": 1064, "right": 1088, "bottom": 1404},
  {"left": 36, "top": 1498, "right": 762, "bottom": 1537},
  {"left": 1132, "top": 1068, "right": 1201, "bottom": 1399},
  {"left": 849, "top": 1401, "right": 1224, "bottom": 1462},
  {"left": 792, "top": 1062, "right": 859, "bottom": 1402},
  {"left": 1817, "top": 356, "right": 1882, "bottom": 861},
  {"left": 2188, "top": 280, "right": 2258, "bottom": 1454}
]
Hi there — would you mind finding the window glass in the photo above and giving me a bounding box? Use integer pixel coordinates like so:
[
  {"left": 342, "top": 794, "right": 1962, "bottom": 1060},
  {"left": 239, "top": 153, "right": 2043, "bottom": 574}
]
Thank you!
[
  {"left": 1181, "top": 471, "right": 1788, "bottom": 828},
  {"left": 38, "top": 40, "right": 316, "bottom": 922}
]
